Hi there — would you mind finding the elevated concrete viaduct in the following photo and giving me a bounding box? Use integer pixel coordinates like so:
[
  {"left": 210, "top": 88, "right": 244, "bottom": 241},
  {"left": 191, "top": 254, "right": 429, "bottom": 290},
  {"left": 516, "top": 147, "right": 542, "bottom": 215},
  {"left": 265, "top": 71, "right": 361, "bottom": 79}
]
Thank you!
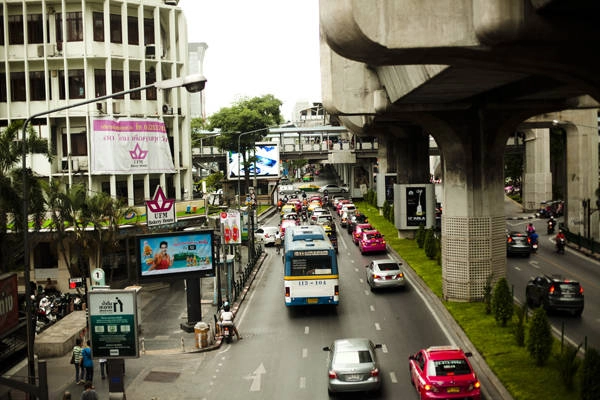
[{"left": 319, "top": 0, "right": 599, "bottom": 301}]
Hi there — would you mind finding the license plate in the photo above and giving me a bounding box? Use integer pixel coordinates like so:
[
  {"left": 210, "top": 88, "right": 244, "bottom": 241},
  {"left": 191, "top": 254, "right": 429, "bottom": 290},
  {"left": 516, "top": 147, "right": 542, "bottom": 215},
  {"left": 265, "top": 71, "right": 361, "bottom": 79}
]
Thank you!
[
  {"left": 447, "top": 387, "right": 460, "bottom": 393},
  {"left": 307, "top": 298, "right": 318, "bottom": 304},
  {"left": 346, "top": 374, "right": 362, "bottom": 382}
]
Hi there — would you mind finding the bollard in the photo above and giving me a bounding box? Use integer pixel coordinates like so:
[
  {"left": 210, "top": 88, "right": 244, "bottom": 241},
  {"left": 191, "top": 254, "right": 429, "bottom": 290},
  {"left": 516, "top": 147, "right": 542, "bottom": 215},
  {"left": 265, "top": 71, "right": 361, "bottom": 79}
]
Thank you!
[
  {"left": 141, "top": 337, "right": 145, "bottom": 354},
  {"left": 181, "top": 337, "right": 185, "bottom": 352}
]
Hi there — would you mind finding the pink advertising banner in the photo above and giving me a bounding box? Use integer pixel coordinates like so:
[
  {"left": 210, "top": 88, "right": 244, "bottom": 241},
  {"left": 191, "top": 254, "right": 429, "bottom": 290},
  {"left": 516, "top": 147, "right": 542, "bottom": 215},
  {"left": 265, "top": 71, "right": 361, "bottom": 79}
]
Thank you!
[{"left": 91, "top": 118, "right": 175, "bottom": 175}]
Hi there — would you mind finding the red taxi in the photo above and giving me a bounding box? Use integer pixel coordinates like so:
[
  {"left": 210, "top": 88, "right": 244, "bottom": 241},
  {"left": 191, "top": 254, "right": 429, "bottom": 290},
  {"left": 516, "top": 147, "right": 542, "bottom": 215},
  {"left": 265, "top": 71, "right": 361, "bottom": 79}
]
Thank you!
[{"left": 408, "top": 346, "right": 481, "bottom": 400}]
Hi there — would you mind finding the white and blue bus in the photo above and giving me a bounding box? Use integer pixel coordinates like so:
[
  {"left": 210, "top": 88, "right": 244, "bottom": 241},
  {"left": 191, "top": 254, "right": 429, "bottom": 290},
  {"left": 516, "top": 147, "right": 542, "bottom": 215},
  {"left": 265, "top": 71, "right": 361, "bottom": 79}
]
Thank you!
[{"left": 283, "top": 225, "right": 339, "bottom": 306}]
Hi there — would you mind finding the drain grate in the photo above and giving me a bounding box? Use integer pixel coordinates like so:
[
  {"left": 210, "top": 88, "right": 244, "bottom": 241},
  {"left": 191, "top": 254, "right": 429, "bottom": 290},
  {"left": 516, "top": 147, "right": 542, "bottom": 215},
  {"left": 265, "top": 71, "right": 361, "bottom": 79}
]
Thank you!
[{"left": 144, "top": 371, "right": 180, "bottom": 383}]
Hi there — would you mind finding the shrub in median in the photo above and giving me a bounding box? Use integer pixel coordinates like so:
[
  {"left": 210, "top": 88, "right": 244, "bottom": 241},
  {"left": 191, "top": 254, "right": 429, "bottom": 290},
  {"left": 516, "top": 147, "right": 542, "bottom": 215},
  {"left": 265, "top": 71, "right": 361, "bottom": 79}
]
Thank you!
[
  {"left": 581, "top": 347, "right": 600, "bottom": 400},
  {"left": 527, "top": 307, "right": 553, "bottom": 366},
  {"left": 491, "top": 277, "right": 513, "bottom": 327}
]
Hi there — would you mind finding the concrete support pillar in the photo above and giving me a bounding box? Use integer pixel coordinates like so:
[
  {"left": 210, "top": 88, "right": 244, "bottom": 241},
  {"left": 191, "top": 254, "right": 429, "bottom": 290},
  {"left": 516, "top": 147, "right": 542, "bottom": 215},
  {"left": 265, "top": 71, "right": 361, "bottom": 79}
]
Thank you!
[
  {"left": 556, "top": 109, "right": 600, "bottom": 239},
  {"left": 522, "top": 128, "right": 552, "bottom": 211},
  {"left": 431, "top": 110, "right": 512, "bottom": 301}
]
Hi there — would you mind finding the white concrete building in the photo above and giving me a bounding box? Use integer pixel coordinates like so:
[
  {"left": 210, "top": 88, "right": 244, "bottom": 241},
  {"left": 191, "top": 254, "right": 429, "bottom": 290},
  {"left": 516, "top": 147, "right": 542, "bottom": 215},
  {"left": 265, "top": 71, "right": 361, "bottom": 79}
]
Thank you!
[{"left": 1, "top": 0, "right": 195, "bottom": 205}]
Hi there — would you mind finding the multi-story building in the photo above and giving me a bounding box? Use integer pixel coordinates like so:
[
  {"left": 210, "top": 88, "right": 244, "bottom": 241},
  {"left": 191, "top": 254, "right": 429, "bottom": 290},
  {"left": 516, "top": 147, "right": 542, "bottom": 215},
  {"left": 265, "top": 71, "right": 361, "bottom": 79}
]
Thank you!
[
  {"left": 1, "top": 0, "right": 194, "bottom": 205},
  {"left": 0, "top": 0, "right": 199, "bottom": 287}
]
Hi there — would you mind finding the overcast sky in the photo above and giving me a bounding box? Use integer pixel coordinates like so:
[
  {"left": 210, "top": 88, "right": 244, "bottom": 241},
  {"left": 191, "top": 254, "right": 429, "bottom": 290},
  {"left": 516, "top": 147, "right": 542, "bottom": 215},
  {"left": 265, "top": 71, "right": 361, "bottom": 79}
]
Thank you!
[{"left": 178, "top": 0, "right": 322, "bottom": 121}]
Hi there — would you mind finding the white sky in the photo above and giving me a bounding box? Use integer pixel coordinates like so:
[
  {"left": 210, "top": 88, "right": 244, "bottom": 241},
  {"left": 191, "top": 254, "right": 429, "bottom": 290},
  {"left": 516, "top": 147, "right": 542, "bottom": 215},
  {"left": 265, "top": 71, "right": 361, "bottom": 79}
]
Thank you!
[{"left": 178, "top": 0, "right": 322, "bottom": 122}]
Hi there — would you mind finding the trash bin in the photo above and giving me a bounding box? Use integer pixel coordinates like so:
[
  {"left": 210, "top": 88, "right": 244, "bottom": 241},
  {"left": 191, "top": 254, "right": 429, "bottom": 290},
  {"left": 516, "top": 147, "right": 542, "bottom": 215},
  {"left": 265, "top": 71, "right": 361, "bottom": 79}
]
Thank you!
[{"left": 194, "top": 322, "right": 210, "bottom": 348}]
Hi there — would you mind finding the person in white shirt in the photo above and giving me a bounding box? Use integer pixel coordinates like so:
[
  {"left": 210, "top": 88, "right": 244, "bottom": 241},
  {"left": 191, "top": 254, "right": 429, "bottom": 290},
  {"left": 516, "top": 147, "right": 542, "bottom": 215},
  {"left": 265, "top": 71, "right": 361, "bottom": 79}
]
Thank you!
[{"left": 219, "top": 302, "right": 241, "bottom": 340}]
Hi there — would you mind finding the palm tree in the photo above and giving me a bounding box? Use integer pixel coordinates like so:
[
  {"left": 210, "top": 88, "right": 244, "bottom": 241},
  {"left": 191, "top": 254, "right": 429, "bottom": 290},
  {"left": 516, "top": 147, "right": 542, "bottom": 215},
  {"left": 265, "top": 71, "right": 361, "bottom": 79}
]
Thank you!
[{"left": 0, "top": 121, "right": 50, "bottom": 273}]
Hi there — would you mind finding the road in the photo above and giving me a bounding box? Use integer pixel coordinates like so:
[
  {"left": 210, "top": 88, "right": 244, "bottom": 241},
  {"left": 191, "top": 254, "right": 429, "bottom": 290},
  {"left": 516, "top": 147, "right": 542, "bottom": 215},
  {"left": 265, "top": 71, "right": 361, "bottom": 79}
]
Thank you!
[{"left": 505, "top": 217, "right": 600, "bottom": 351}]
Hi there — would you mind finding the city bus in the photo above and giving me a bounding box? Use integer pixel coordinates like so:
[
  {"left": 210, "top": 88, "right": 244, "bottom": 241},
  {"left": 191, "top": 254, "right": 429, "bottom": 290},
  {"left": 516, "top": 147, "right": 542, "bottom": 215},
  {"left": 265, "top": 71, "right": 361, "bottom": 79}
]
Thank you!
[{"left": 283, "top": 225, "right": 339, "bottom": 306}]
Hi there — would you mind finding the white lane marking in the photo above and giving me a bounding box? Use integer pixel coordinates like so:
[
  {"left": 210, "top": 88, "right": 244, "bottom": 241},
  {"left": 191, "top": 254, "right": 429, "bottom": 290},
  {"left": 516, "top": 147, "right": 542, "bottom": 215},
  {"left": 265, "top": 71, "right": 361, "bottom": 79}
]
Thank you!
[
  {"left": 382, "top": 344, "right": 388, "bottom": 353},
  {"left": 304, "top": 326, "right": 310, "bottom": 335},
  {"left": 302, "top": 348, "right": 308, "bottom": 358},
  {"left": 355, "top": 268, "right": 359, "bottom": 272},
  {"left": 389, "top": 371, "right": 398, "bottom": 383},
  {"left": 364, "top": 290, "right": 370, "bottom": 296},
  {"left": 514, "top": 266, "right": 521, "bottom": 271},
  {"left": 245, "top": 363, "right": 266, "bottom": 392},
  {"left": 375, "top": 323, "right": 381, "bottom": 330},
  {"left": 299, "top": 376, "right": 306, "bottom": 389},
  {"left": 370, "top": 305, "right": 375, "bottom": 312},
  {"left": 359, "top": 278, "right": 364, "bottom": 283}
]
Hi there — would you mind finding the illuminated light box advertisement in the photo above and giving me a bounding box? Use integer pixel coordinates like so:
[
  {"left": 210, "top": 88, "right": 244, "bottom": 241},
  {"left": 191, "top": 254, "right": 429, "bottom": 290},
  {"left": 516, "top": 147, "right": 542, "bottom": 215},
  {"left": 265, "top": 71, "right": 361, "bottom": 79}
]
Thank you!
[
  {"left": 227, "top": 142, "right": 280, "bottom": 179},
  {"left": 90, "top": 117, "right": 175, "bottom": 175},
  {"left": 137, "top": 231, "right": 215, "bottom": 281}
]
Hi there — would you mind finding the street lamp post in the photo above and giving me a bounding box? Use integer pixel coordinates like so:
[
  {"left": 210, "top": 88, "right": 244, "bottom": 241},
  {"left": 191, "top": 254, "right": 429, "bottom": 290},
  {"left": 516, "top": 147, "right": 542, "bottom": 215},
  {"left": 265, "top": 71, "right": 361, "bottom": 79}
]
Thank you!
[
  {"left": 20, "top": 74, "right": 206, "bottom": 391},
  {"left": 236, "top": 127, "right": 270, "bottom": 264}
]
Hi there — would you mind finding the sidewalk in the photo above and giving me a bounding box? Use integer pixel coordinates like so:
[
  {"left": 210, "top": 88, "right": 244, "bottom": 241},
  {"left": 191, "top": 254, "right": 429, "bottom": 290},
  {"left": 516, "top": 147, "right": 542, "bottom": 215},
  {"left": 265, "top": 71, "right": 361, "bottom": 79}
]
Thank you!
[{"left": 1, "top": 208, "right": 277, "bottom": 400}]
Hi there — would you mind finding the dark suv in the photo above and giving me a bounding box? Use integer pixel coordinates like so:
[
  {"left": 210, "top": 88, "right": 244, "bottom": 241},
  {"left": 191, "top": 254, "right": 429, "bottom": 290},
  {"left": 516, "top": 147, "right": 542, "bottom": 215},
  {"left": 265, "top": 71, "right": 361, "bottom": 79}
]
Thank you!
[{"left": 525, "top": 275, "right": 584, "bottom": 317}]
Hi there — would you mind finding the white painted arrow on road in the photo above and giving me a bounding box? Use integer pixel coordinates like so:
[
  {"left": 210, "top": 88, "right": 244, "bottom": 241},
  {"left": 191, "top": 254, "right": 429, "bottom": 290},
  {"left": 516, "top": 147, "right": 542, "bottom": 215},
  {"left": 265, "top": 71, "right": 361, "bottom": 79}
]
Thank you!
[{"left": 245, "top": 363, "right": 266, "bottom": 392}]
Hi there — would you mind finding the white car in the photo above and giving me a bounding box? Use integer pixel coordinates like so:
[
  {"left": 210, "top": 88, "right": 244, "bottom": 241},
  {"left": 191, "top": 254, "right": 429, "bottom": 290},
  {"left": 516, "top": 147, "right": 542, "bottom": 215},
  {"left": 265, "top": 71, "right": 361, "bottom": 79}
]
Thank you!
[
  {"left": 318, "top": 184, "right": 348, "bottom": 194},
  {"left": 254, "top": 226, "right": 280, "bottom": 246}
]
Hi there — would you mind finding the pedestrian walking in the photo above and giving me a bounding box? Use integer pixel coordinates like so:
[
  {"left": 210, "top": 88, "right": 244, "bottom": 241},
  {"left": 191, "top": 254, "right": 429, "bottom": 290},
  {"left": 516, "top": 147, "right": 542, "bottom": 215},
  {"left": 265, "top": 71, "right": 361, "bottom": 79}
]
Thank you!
[
  {"left": 80, "top": 382, "right": 98, "bottom": 400},
  {"left": 71, "top": 338, "right": 84, "bottom": 384},
  {"left": 81, "top": 340, "right": 94, "bottom": 384}
]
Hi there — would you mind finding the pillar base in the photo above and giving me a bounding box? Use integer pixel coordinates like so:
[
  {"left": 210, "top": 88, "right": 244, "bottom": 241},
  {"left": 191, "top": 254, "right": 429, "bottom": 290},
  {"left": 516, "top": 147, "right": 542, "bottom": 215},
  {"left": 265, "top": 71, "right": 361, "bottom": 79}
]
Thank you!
[{"left": 180, "top": 321, "right": 198, "bottom": 333}]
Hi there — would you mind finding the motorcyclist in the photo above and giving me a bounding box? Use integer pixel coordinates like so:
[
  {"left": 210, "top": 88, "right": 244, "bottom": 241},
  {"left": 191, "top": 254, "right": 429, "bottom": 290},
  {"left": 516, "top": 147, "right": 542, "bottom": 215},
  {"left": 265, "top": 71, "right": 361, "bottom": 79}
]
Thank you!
[
  {"left": 219, "top": 302, "right": 241, "bottom": 340},
  {"left": 556, "top": 229, "right": 566, "bottom": 241},
  {"left": 526, "top": 222, "right": 536, "bottom": 236},
  {"left": 274, "top": 231, "right": 282, "bottom": 255},
  {"left": 547, "top": 217, "right": 556, "bottom": 234}
]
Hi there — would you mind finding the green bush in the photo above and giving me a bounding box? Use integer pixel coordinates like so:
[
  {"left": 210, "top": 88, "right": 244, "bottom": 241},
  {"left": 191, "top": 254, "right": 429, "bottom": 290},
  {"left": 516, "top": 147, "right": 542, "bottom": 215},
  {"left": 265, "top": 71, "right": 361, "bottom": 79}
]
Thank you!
[
  {"left": 483, "top": 274, "right": 493, "bottom": 315},
  {"left": 527, "top": 307, "right": 553, "bottom": 366},
  {"left": 513, "top": 303, "right": 526, "bottom": 347},
  {"left": 581, "top": 347, "right": 600, "bottom": 400},
  {"left": 383, "top": 201, "right": 391, "bottom": 220},
  {"left": 491, "top": 277, "right": 513, "bottom": 326},
  {"left": 416, "top": 224, "right": 426, "bottom": 248},
  {"left": 424, "top": 229, "right": 437, "bottom": 259},
  {"left": 555, "top": 342, "right": 581, "bottom": 390}
]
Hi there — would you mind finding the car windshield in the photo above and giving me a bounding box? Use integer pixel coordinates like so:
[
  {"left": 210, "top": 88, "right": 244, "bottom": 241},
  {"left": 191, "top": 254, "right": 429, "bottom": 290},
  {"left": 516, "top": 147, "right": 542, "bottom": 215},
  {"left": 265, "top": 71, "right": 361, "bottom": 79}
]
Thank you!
[
  {"left": 429, "top": 359, "right": 472, "bottom": 376},
  {"left": 377, "top": 263, "right": 399, "bottom": 271},
  {"left": 334, "top": 350, "right": 373, "bottom": 364}
]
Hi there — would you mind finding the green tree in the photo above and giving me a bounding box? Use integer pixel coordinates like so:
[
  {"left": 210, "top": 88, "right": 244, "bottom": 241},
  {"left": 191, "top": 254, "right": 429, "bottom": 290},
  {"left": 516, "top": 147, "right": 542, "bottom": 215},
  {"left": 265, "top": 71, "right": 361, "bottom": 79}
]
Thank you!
[
  {"left": 0, "top": 121, "right": 51, "bottom": 273},
  {"left": 483, "top": 274, "right": 493, "bottom": 314},
  {"left": 204, "top": 171, "right": 224, "bottom": 193},
  {"left": 416, "top": 224, "right": 426, "bottom": 248},
  {"left": 527, "top": 307, "right": 553, "bottom": 366},
  {"left": 581, "top": 347, "right": 600, "bottom": 400},
  {"left": 208, "top": 95, "right": 283, "bottom": 194},
  {"left": 491, "top": 277, "right": 513, "bottom": 326},
  {"left": 513, "top": 303, "right": 526, "bottom": 346},
  {"left": 555, "top": 342, "right": 581, "bottom": 390},
  {"left": 424, "top": 229, "right": 437, "bottom": 259}
]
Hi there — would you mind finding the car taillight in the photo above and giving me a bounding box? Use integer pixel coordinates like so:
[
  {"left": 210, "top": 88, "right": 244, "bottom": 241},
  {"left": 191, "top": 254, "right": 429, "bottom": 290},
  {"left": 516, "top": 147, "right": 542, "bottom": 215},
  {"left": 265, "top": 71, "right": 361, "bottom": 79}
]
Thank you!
[
  {"left": 579, "top": 286, "right": 584, "bottom": 294},
  {"left": 507, "top": 237, "right": 513, "bottom": 243},
  {"left": 424, "top": 384, "right": 439, "bottom": 393},
  {"left": 328, "top": 370, "right": 337, "bottom": 379},
  {"left": 334, "top": 285, "right": 339, "bottom": 296},
  {"left": 468, "top": 381, "right": 481, "bottom": 391},
  {"left": 370, "top": 368, "right": 379, "bottom": 377},
  {"left": 396, "top": 273, "right": 404, "bottom": 279},
  {"left": 285, "top": 287, "right": 290, "bottom": 297},
  {"left": 373, "top": 274, "right": 382, "bottom": 280},
  {"left": 549, "top": 285, "right": 556, "bottom": 295}
]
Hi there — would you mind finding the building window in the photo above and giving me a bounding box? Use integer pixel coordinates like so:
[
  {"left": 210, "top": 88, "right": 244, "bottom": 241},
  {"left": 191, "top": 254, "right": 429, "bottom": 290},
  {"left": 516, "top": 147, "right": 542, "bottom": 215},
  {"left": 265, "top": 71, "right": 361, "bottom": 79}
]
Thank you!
[
  {"left": 110, "top": 14, "right": 122, "bottom": 44},
  {"left": 62, "top": 129, "right": 88, "bottom": 156},
  {"left": 144, "top": 18, "right": 154, "bottom": 45},
  {"left": 59, "top": 69, "right": 85, "bottom": 99},
  {"left": 112, "top": 70, "right": 124, "bottom": 99},
  {"left": 27, "top": 14, "right": 44, "bottom": 44},
  {"left": 29, "top": 71, "right": 46, "bottom": 101},
  {"left": 0, "top": 73, "right": 6, "bottom": 101},
  {"left": 10, "top": 72, "right": 26, "bottom": 101},
  {"left": 95, "top": 69, "right": 106, "bottom": 97},
  {"left": 8, "top": 15, "right": 24, "bottom": 44},
  {"left": 56, "top": 12, "right": 83, "bottom": 42},
  {"left": 0, "top": 16, "right": 4, "bottom": 45},
  {"left": 93, "top": 12, "right": 104, "bottom": 42},
  {"left": 128, "top": 16, "right": 139, "bottom": 45},
  {"left": 129, "top": 71, "right": 141, "bottom": 99},
  {"left": 146, "top": 68, "right": 156, "bottom": 100}
]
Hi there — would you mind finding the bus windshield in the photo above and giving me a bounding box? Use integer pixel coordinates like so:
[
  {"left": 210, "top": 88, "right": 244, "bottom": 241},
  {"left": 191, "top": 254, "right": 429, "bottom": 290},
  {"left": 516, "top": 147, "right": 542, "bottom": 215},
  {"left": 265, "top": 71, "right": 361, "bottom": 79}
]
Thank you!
[{"left": 290, "top": 255, "right": 333, "bottom": 276}]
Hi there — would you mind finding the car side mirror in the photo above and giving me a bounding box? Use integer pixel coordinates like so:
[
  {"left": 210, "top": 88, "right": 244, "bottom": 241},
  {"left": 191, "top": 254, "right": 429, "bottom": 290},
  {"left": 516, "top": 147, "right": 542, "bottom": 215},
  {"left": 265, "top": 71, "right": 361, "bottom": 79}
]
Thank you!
[
  {"left": 464, "top": 351, "right": 473, "bottom": 357},
  {"left": 322, "top": 346, "right": 331, "bottom": 352},
  {"left": 408, "top": 355, "right": 415, "bottom": 360}
]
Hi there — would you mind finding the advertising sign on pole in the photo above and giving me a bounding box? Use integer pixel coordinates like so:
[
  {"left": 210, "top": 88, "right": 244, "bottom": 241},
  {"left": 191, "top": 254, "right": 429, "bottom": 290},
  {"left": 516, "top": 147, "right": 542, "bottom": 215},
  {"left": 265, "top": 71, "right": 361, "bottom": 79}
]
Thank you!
[
  {"left": 394, "top": 184, "right": 435, "bottom": 229},
  {"left": 220, "top": 210, "right": 241, "bottom": 244},
  {"left": 146, "top": 185, "right": 176, "bottom": 227},
  {"left": 88, "top": 290, "right": 139, "bottom": 358}
]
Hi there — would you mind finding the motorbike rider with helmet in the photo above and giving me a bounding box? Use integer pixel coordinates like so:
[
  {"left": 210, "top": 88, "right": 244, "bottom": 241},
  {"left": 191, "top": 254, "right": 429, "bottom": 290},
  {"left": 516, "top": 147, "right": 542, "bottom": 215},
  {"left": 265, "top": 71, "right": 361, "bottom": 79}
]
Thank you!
[
  {"left": 219, "top": 302, "right": 241, "bottom": 341},
  {"left": 547, "top": 216, "right": 556, "bottom": 234},
  {"left": 555, "top": 229, "right": 566, "bottom": 253}
]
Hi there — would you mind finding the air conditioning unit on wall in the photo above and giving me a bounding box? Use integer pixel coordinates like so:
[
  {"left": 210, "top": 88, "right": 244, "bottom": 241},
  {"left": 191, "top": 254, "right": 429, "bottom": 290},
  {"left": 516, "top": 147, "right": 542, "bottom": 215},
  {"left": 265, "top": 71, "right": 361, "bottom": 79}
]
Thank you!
[
  {"left": 37, "top": 44, "right": 56, "bottom": 57},
  {"left": 113, "top": 101, "right": 122, "bottom": 114},
  {"left": 162, "top": 104, "right": 173, "bottom": 115}
]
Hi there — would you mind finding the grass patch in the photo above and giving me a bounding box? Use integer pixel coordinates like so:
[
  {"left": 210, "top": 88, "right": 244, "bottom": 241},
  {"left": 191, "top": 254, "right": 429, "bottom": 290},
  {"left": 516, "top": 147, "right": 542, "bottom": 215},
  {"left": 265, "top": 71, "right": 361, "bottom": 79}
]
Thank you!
[{"left": 356, "top": 201, "right": 580, "bottom": 400}]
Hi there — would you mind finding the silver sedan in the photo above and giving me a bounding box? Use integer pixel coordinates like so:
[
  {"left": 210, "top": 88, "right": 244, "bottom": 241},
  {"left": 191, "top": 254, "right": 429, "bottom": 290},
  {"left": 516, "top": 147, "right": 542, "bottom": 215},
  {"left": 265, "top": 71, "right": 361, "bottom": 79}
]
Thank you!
[
  {"left": 365, "top": 259, "right": 406, "bottom": 291},
  {"left": 323, "top": 338, "right": 382, "bottom": 395}
]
